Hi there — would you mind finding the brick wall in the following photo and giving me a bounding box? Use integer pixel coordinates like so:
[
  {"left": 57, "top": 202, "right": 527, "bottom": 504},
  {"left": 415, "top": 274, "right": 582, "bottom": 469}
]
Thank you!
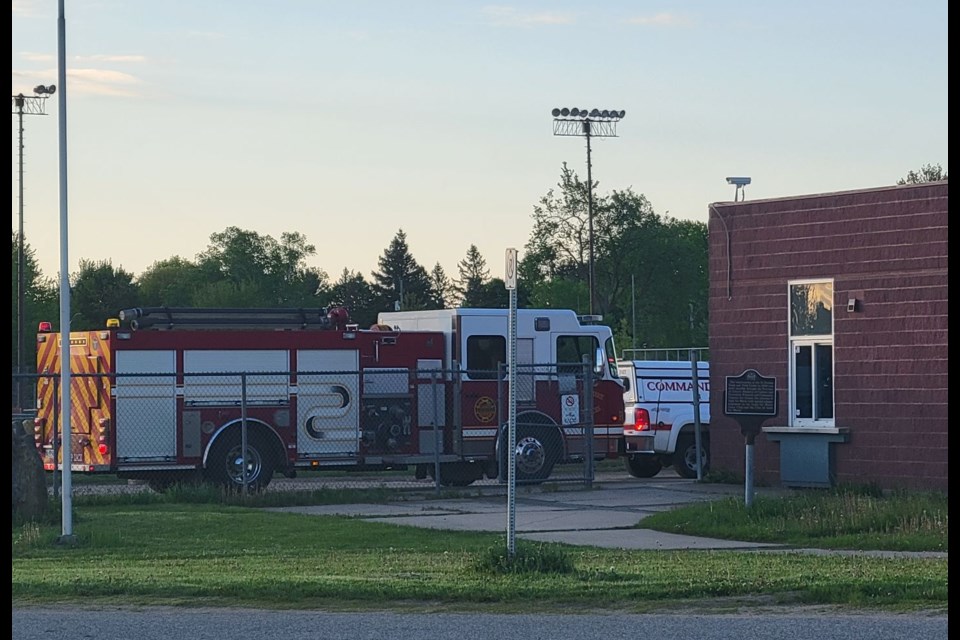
[{"left": 707, "top": 182, "right": 948, "bottom": 490}]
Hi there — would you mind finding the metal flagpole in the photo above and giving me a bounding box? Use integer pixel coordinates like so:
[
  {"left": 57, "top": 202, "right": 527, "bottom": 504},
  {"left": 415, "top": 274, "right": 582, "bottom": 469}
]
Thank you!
[{"left": 56, "top": 0, "right": 75, "bottom": 543}]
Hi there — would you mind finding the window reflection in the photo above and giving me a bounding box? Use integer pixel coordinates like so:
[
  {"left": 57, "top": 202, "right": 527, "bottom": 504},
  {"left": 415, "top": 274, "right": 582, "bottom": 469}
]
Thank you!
[{"left": 790, "top": 282, "right": 833, "bottom": 336}]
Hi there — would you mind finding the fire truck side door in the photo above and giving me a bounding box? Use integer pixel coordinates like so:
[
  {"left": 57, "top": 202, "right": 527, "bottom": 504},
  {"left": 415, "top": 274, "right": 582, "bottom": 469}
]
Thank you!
[
  {"left": 297, "top": 350, "right": 360, "bottom": 456},
  {"left": 115, "top": 350, "right": 177, "bottom": 460}
]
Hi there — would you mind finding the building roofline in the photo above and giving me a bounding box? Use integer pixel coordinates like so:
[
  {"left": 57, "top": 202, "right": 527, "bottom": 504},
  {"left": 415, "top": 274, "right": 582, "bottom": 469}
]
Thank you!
[{"left": 708, "top": 179, "right": 947, "bottom": 209}]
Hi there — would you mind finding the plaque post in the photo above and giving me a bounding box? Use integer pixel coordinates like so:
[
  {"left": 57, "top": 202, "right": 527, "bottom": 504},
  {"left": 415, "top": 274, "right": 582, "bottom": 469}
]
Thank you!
[{"left": 723, "top": 369, "right": 777, "bottom": 509}]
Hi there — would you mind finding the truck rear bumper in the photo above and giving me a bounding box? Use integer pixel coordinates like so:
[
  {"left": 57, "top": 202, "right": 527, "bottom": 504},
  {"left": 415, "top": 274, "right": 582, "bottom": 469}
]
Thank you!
[{"left": 624, "top": 434, "right": 655, "bottom": 454}]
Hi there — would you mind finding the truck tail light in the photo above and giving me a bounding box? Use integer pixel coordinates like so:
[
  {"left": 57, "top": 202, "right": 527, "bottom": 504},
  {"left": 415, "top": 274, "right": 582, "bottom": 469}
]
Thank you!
[
  {"left": 633, "top": 407, "right": 651, "bottom": 431},
  {"left": 96, "top": 418, "right": 110, "bottom": 454}
]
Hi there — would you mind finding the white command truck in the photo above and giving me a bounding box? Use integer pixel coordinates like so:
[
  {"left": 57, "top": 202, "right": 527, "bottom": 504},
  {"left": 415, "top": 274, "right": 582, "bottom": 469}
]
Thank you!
[{"left": 619, "top": 359, "right": 709, "bottom": 478}]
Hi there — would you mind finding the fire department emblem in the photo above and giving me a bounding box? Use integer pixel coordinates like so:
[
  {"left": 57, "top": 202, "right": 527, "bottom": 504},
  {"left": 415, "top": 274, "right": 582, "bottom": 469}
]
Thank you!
[{"left": 474, "top": 396, "right": 496, "bottom": 423}]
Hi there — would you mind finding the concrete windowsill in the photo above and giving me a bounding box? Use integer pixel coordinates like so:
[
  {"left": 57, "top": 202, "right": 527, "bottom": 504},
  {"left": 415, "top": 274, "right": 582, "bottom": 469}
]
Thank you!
[{"left": 762, "top": 426, "right": 849, "bottom": 436}]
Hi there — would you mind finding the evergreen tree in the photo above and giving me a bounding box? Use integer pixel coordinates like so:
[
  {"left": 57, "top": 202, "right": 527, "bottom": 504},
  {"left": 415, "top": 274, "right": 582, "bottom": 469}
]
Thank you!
[
  {"left": 327, "top": 268, "right": 378, "bottom": 328},
  {"left": 455, "top": 244, "right": 490, "bottom": 307},
  {"left": 370, "top": 229, "right": 432, "bottom": 311},
  {"left": 428, "top": 262, "right": 454, "bottom": 309}
]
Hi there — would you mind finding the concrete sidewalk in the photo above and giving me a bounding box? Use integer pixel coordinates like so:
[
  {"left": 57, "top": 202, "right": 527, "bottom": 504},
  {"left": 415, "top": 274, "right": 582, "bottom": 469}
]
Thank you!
[
  {"left": 267, "top": 474, "right": 771, "bottom": 552},
  {"left": 268, "top": 474, "right": 947, "bottom": 558}
]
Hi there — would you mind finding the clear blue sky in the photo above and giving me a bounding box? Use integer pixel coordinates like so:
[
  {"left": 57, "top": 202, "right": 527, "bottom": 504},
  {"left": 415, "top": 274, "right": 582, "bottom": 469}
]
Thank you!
[{"left": 12, "top": 1, "right": 948, "bottom": 285}]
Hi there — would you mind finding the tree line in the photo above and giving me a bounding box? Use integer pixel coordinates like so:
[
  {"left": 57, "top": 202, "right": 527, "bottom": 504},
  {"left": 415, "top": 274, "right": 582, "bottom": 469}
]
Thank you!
[
  {"left": 12, "top": 164, "right": 709, "bottom": 373},
  {"left": 16, "top": 162, "right": 944, "bottom": 374}
]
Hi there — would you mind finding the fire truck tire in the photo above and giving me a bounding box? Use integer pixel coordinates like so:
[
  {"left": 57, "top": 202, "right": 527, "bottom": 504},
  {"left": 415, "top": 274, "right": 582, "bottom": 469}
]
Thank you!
[
  {"left": 624, "top": 454, "right": 662, "bottom": 478},
  {"left": 512, "top": 425, "right": 560, "bottom": 482},
  {"left": 673, "top": 435, "right": 709, "bottom": 479},
  {"left": 205, "top": 432, "right": 275, "bottom": 491}
]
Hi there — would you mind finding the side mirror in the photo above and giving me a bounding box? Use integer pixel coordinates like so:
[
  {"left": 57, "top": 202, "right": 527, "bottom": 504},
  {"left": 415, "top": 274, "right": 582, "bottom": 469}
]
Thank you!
[
  {"left": 620, "top": 376, "right": 631, "bottom": 392},
  {"left": 594, "top": 347, "right": 605, "bottom": 375}
]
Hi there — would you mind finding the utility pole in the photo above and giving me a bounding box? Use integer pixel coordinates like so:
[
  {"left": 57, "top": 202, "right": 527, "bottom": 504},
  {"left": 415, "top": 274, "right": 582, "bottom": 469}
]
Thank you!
[
  {"left": 551, "top": 107, "right": 625, "bottom": 317},
  {"left": 12, "top": 84, "right": 55, "bottom": 410}
]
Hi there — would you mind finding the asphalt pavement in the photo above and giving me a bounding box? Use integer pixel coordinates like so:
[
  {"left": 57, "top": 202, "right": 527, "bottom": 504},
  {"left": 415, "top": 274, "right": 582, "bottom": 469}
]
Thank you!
[{"left": 266, "top": 470, "right": 947, "bottom": 557}]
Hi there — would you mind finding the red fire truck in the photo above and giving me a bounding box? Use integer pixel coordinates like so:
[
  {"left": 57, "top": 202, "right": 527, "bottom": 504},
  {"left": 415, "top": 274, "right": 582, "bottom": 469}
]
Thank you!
[{"left": 33, "top": 306, "right": 624, "bottom": 490}]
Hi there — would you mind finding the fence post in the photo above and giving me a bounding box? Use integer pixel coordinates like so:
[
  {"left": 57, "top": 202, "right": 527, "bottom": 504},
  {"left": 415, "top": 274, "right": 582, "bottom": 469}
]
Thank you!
[
  {"left": 452, "top": 361, "right": 462, "bottom": 457},
  {"left": 690, "top": 349, "right": 705, "bottom": 481},
  {"left": 432, "top": 370, "right": 441, "bottom": 496},
  {"left": 582, "top": 357, "right": 595, "bottom": 485},
  {"left": 241, "top": 373, "right": 248, "bottom": 499}
]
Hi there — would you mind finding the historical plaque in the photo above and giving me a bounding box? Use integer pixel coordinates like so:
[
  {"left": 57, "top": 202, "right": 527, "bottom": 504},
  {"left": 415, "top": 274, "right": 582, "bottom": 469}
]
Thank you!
[{"left": 724, "top": 369, "right": 777, "bottom": 416}]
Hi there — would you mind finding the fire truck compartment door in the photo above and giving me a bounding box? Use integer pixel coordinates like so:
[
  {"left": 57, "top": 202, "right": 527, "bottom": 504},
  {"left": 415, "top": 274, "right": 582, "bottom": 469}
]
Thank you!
[
  {"left": 183, "top": 350, "right": 290, "bottom": 404},
  {"left": 115, "top": 350, "right": 177, "bottom": 460},
  {"left": 297, "top": 350, "right": 360, "bottom": 456}
]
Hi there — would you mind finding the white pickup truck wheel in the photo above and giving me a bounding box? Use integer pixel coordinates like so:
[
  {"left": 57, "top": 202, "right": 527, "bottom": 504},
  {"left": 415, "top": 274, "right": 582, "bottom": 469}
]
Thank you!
[
  {"left": 673, "top": 436, "right": 708, "bottom": 479},
  {"left": 624, "top": 454, "right": 662, "bottom": 478}
]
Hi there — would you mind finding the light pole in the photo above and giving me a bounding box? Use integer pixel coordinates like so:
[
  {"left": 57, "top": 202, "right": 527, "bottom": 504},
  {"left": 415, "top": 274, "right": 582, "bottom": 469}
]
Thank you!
[
  {"left": 551, "top": 108, "right": 625, "bottom": 317},
  {"left": 12, "top": 84, "right": 55, "bottom": 410}
]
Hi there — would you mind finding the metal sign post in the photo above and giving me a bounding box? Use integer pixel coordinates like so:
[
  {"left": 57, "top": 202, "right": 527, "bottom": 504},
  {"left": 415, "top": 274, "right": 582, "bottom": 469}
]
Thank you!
[
  {"left": 690, "top": 350, "right": 704, "bottom": 481},
  {"left": 723, "top": 369, "right": 777, "bottom": 508},
  {"left": 504, "top": 248, "right": 518, "bottom": 558}
]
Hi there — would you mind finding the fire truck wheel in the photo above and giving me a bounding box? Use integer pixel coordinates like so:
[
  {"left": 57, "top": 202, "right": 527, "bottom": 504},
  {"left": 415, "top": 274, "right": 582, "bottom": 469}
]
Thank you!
[
  {"left": 512, "top": 425, "right": 560, "bottom": 482},
  {"left": 673, "top": 435, "right": 709, "bottom": 479},
  {"left": 205, "top": 432, "right": 275, "bottom": 491},
  {"left": 624, "top": 454, "right": 662, "bottom": 478}
]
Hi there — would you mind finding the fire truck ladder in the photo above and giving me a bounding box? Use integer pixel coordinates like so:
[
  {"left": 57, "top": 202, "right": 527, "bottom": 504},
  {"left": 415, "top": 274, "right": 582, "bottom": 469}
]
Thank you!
[{"left": 116, "top": 306, "right": 351, "bottom": 331}]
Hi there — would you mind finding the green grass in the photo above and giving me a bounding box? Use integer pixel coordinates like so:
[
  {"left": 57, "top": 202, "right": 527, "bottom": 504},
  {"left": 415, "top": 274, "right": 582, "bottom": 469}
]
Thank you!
[
  {"left": 641, "top": 485, "right": 948, "bottom": 552},
  {"left": 11, "top": 487, "right": 948, "bottom": 613}
]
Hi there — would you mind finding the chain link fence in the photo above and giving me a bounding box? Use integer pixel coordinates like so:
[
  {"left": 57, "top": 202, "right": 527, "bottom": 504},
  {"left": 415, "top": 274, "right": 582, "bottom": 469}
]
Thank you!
[{"left": 14, "top": 362, "right": 605, "bottom": 498}]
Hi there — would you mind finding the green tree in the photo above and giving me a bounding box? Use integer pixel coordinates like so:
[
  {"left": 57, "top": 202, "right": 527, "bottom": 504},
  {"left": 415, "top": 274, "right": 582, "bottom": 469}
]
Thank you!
[
  {"left": 521, "top": 163, "right": 591, "bottom": 305},
  {"left": 370, "top": 229, "right": 433, "bottom": 312},
  {"left": 136, "top": 256, "right": 204, "bottom": 307},
  {"left": 522, "top": 164, "right": 708, "bottom": 352},
  {"left": 194, "top": 227, "right": 329, "bottom": 307},
  {"left": 615, "top": 216, "right": 708, "bottom": 350},
  {"left": 897, "top": 163, "right": 947, "bottom": 184},
  {"left": 476, "top": 278, "right": 509, "bottom": 308},
  {"left": 11, "top": 233, "right": 58, "bottom": 375},
  {"left": 69, "top": 259, "right": 140, "bottom": 330}
]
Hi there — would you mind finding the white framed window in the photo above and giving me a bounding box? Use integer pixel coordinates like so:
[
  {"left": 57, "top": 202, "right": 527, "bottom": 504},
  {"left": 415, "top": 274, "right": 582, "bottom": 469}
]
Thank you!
[{"left": 788, "top": 279, "right": 834, "bottom": 427}]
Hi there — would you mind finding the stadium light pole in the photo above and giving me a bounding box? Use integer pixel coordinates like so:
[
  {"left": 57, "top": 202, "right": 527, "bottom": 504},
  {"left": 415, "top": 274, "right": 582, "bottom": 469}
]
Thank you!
[
  {"left": 12, "top": 84, "right": 55, "bottom": 410},
  {"left": 551, "top": 108, "right": 625, "bottom": 317}
]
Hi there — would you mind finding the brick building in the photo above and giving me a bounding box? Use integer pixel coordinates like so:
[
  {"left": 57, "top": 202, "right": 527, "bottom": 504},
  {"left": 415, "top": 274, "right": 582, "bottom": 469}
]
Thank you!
[{"left": 707, "top": 181, "right": 947, "bottom": 490}]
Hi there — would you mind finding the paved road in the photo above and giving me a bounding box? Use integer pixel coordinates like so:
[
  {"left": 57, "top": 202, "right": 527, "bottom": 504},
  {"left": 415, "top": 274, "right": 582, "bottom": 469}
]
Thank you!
[{"left": 12, "top": 606, "right": 948, "bottom": 640}]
